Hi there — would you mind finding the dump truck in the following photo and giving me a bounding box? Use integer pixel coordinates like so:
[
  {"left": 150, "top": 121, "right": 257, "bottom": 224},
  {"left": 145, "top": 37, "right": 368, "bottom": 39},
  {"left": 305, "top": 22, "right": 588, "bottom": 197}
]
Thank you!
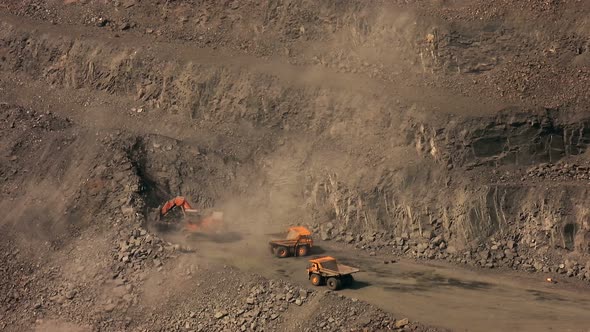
[
  {"left": 307, "top": 256, "right": 360, "bottom": 290},
  {"left": 269, "top": 226, "right": 313, "bottom": 258}
]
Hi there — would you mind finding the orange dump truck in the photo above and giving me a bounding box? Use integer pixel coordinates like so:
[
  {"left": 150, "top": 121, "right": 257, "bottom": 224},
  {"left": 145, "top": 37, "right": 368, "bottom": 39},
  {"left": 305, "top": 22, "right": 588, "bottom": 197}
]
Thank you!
[
  {"left": 269, "top": 226, "right": 313, "bottom": 258},
  {"left": 307, "top": 256, "right": 360, "bottom": 290}
]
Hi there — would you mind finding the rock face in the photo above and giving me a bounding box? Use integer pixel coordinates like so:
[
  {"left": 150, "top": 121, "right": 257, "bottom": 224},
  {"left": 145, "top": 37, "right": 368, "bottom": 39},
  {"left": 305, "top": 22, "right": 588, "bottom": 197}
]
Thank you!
[
  {"left": 317, "top": 216, "right": 590, "bottom": 282},
  {"left": 2, "top": 0, "right": 590, "bottom": 272},
  {"left": 414, "top": 109, "right": 590, "bottom": 168},
  {"left": 306, "top": 107, "right": 590, "bottom": 270},
  {"left": 311, "top": 160, "right": 590, "bottom": 278}
]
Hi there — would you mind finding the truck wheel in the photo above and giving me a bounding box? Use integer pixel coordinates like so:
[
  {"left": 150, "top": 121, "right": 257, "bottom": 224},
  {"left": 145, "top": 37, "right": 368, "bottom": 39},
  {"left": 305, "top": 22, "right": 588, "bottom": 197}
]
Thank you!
[
  {"left": 310, "top": 274, "right": 323, "bottom": 286},
  {"left": 297, "top": 245, "right": 309, "bottom": 257},
  {"left": 327, "top": 277, "right": 341, "bottom": 291},
  {"left": 275, "top": 246, "right": 289, "bottom": 258}
]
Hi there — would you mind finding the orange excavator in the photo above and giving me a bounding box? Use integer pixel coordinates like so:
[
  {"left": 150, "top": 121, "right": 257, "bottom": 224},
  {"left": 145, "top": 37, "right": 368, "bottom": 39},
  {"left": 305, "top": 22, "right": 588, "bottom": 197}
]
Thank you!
[
  {"left": 160, "top": 196, "right": 199, "bottom": 218},
  {"left": 158, "top": 196, "right": 224, "bottom": 234}
]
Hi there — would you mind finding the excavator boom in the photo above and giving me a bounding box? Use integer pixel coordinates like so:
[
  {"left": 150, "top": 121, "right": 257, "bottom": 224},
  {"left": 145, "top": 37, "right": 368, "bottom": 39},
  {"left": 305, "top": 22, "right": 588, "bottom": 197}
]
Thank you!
[{"left": 160, "top": 196, "right": 195, "bottom": 216}]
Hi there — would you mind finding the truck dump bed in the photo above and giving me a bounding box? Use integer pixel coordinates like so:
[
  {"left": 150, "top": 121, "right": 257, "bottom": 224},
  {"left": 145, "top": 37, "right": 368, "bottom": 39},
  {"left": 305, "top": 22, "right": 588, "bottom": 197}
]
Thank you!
[
  {"left": 316, "top": 258, "right": 360, "bottom": 276},
  {"left": 269, "top": 239, "right": 298, "bottom": 246},
  {"left": 334, "top": 264, "right": 359, "bottom": 275},
  {"left": 269, "top": 226, "right": 312, "bottom": 247}
]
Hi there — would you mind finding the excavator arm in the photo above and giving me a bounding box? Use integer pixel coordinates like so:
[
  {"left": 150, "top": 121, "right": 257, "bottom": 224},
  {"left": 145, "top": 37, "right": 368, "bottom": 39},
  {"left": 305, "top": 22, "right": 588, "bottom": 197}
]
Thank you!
[
  {"left": 160, "top": 196, "right": 198, "bottom": 217},
  {"left": 156, "top": 196, "right": 224, "bottom": 234}
]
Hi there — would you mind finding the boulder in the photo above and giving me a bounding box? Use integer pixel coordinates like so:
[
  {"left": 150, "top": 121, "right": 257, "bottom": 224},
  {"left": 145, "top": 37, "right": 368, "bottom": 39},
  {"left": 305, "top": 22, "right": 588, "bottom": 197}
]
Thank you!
[{"left": 395, "top": 318, "right": 409, "bottom": 328}]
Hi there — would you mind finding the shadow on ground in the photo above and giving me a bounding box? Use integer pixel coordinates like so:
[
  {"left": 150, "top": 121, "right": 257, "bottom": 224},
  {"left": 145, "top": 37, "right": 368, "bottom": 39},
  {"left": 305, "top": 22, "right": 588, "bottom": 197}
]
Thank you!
[
  {"left": 187, "top": 231, "right": 243, "bottom": 243},
  {"left": 382, "top": 271, "right": 493, "bottom": 293},
  {"left": 348, "top": 280, "right": 371, "bottom": 290},
  {"left": 310, "top": 246, "right": 327, "bottom": 255},
  {"left": 150, "top": 221, "right": 243, "bottom": 243}
]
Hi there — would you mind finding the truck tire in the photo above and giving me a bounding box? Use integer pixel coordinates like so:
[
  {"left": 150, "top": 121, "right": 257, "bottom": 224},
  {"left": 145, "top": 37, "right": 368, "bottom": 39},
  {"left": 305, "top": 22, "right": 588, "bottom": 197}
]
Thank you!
[
  {"left": 297, "top": 245, "right": 309, "bottom": 257},
  {"left": 275, "top": 246, "right": 289, "bottom": 258},
  {"left": 342, "top": 275, "right": 354, "bottom": 287},
  {"left": 310, "top": 273, "right": 323, "bottom": 286},
  {"left": 327, "top": 277, "right": 341, "bottom": 291}
]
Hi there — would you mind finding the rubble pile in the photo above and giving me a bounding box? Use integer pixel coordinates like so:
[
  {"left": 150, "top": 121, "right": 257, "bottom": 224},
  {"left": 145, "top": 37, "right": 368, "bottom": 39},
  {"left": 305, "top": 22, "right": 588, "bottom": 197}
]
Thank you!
[
  {"left": 135, "top": 272, "right": 315, "bottom": 332},
  {"left": 306, "top": 291, "right": 446, "bottom": 332},
  {"left": 201, "top": 279, "right": 312, "bottom": 332},
  {"left": 114, "top": 227, "right": 175, "bottom": 271},
  {"left": 526, "top": 163, "right": 590, "bottom": 181}
]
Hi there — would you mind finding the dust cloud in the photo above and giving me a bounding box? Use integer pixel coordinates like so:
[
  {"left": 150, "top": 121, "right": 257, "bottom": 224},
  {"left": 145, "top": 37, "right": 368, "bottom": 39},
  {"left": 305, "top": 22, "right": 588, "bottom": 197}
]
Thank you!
[{"left": 34, "top": 319, "right": 92, "bottom": 332}]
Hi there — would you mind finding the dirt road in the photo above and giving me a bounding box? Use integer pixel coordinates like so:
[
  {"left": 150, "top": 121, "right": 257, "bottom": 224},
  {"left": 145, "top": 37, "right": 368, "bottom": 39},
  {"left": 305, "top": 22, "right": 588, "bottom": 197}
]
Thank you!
[{"left": 169, "top": 226, "right": 590, "bottom": 332}]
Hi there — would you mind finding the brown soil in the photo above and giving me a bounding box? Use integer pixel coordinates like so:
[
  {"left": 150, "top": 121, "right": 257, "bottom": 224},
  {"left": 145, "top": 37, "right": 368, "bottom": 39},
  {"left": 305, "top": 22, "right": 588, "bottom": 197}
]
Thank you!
[{"left": 1, "top": 1, "right": 590, "bottom": 331}]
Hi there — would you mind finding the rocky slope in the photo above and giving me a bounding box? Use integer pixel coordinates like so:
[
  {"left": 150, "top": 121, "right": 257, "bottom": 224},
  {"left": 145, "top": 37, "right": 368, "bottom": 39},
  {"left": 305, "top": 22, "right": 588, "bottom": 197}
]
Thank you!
[
  {"left": 0, "top": 104, "right": 447, "bottom": 331},
  {"left": 2, "top": 1, "right": 590, "bottom": 331}
]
